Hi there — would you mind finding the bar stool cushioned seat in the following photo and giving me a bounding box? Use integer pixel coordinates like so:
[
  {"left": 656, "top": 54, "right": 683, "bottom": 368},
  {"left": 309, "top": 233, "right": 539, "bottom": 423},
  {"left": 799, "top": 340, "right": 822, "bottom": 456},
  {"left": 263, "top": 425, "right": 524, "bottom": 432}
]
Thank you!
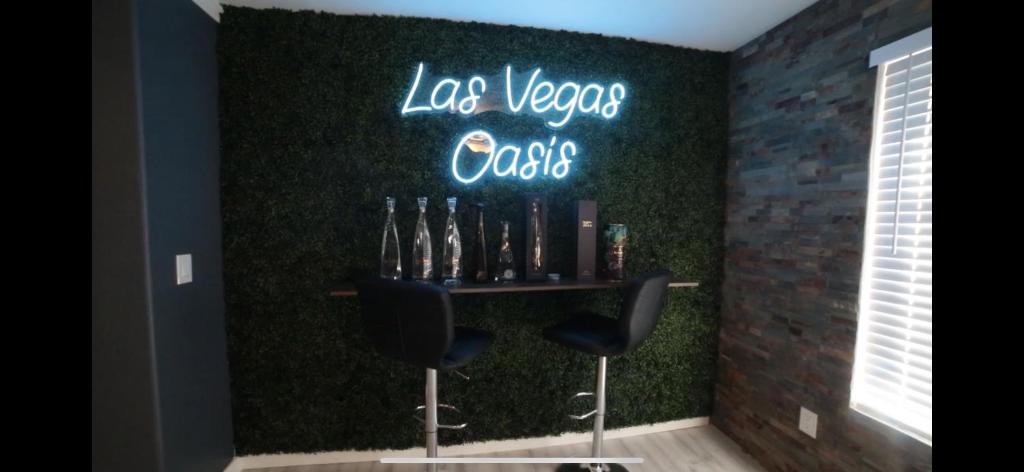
[
  {"left": 542, "top": 312, "right": 626, "bottom": 357},
  {"left": 544, "top": 270, "right": 672, "bottom": 358}
]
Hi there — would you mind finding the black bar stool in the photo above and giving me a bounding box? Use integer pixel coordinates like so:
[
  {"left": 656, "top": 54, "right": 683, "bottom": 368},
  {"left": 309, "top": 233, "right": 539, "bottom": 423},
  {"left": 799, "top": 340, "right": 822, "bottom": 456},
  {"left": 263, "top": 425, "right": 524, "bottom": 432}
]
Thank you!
[
  {"left": 356, "top": 278, "right": 495, "bottom": 472},
  {"left": 542, "top": 270, "right": 673, "bottom": 472}
]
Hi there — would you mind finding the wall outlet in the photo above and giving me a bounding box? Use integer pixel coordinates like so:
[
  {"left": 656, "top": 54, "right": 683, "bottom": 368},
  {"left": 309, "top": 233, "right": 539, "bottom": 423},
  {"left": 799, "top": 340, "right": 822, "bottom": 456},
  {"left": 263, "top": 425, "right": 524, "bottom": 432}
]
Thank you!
[
  {"left": 176, "top": 254, "right": 193, "bottom": 285},
  {"left": 799, "top": 406, "right": 818, "bottom": 438}
]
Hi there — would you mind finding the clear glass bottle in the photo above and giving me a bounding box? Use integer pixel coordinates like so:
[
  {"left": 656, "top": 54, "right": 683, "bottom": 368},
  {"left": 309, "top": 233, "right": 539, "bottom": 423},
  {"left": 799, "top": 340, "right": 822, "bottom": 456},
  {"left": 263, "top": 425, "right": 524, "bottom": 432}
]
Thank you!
[
  {"left": 379, "top": 197, "right": 402, "bottom": 279},
  {"left": 496, "top": 220, "right": 516, "bottom": 282},
  {"left": 441, "top": 197, "right": 462, "bottom": 281},
  {"left": 412, "top": 197, "right": 433, "bottom": 280}
]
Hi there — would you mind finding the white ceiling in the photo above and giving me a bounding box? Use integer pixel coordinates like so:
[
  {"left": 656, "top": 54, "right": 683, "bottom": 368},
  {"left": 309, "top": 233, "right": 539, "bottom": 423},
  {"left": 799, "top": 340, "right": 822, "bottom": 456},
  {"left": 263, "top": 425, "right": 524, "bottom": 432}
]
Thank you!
[{"left": 215, "top": 0, "right": 819, "bottom": 51}]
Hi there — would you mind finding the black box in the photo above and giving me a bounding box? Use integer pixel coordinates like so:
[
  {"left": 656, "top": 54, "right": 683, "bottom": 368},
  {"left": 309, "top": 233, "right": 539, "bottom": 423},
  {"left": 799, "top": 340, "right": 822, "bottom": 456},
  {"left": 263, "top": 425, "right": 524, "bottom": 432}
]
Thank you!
[
  {"left": 574, "top": 200, "right": 597, "bottom": 281},
  {"left": 523, "top": 194, "right": 548, "bottom": 281}
]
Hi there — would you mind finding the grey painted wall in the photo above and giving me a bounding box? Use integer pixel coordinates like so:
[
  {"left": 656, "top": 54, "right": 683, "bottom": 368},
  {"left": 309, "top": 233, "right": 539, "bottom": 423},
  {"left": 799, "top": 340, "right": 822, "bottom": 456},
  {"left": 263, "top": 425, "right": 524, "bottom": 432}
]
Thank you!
[
  {"left": 715, "top": 0, "right": 932, "bottom": 471},
  {"left": 136, "top": 0, "right": 235, "bottom": 470},
  {"left": 92, "top": 0, "right": 234, "bottom": 470},
  {"left": 93, "top": 0, "right": 162, "bottom": 470}
]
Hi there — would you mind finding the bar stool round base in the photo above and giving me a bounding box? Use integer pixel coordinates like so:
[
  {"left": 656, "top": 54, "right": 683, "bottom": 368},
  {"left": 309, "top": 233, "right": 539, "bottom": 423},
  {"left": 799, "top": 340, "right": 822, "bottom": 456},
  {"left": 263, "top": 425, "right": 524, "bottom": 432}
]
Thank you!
[{"left": 554, "top": 463, "right": 629, "bottom": 472}]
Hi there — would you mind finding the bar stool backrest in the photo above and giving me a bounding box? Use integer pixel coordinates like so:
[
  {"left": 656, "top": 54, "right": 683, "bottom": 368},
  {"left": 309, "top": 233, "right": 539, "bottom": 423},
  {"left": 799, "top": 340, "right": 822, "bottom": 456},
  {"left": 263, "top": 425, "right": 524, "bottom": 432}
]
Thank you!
[
  {"left": 356, "top": 278, "right": 455, "bottom": 370},
  {"left": 618, "top": 270, "right": 673, "bottom": 354}
]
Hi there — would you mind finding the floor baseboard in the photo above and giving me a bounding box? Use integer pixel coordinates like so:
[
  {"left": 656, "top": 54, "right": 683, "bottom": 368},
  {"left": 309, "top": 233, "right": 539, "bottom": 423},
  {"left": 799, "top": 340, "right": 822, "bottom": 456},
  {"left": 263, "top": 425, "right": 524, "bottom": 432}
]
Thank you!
[{"left": 224, "top": 416, "right": 709, "bottom": 472}]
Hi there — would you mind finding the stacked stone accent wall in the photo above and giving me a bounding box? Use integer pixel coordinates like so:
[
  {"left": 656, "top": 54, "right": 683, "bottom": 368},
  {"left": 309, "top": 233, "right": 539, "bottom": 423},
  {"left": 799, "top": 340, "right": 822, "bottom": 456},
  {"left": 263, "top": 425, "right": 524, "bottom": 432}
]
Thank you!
[{"left": 714, "top": 0, "right": 932, "bottom": 470}]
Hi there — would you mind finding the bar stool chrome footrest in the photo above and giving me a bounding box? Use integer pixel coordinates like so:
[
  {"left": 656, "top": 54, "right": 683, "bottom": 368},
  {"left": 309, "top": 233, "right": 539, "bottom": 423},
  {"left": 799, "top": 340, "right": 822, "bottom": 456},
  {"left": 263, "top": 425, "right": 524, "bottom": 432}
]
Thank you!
[
  {"left": 567, "top": 392, "right": 597, "bottom": 420},
  {"left": 414, "top": 404, "right": 468, "bottom": 430}
]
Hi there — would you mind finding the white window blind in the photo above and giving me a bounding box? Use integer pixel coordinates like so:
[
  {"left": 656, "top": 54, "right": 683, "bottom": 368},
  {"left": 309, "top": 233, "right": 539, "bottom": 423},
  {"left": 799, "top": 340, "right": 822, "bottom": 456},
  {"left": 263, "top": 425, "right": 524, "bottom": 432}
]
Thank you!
[{"left": 851, "top": 31, "right": 932, "bottom": 446}]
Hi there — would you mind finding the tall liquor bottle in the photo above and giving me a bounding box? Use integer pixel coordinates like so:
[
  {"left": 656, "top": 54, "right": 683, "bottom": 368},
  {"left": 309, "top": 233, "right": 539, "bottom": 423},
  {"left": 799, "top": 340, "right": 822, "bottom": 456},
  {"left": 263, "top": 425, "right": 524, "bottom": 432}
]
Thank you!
[
  {"left": 471, "top": 203, "right": 488, "bottom": 283},
  {"left": 411, "top": 197, "right": 433, "bottom": 280},
  {"left": 524, "top": 194, "right": 547, "bottom": 281},
  {"left": 379, "top": 197, "right": 402, "bottom": 279},
  {"left": 441, "top": 197, "right": 462, "bottom": 281}
]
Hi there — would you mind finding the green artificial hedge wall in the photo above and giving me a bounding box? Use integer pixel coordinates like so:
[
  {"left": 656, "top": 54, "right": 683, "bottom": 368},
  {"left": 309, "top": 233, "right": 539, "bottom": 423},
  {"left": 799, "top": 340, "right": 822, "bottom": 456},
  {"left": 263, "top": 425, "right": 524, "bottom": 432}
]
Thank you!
[{"left": 218, "top": 6, "right": 729, "bottom": 454}]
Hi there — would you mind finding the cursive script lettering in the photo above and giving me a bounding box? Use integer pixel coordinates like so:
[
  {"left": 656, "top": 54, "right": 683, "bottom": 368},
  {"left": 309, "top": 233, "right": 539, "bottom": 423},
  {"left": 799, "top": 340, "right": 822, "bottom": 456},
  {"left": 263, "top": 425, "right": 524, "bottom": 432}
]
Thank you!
[
  {"left": 399, "top": 62, "right": 623, "bottom": 184},
  {"left": 451, "top": 130, "right": 577, "bottom": 184}
]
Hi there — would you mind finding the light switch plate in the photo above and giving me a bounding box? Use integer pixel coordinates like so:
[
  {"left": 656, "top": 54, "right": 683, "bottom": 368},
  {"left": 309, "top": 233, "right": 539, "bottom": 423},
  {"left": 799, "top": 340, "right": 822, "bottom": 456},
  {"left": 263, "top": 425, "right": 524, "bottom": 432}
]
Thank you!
[
  {"left": 176, "top": 254, "right": 193, "bottom": 285},
  {"left": 799, "top": 406, "right": 818, "bottom": 438}
]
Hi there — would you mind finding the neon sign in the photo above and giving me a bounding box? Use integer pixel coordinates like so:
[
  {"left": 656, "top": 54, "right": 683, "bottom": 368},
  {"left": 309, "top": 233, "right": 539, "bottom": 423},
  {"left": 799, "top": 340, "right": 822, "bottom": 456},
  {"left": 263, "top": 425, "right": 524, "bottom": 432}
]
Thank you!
[
  {"left": 450, "top": 131, "right": 578, "bottom": 184},
  {"left": 400, "top": 62, "right": 626, "bottom": 184}
]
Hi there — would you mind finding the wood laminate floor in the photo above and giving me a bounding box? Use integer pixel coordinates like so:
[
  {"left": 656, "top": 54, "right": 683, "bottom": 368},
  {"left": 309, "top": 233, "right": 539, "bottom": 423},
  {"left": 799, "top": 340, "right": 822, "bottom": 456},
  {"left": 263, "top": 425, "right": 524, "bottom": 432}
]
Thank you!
[{"left": 244, "top": 425, "right": 766, "bottom": 472}]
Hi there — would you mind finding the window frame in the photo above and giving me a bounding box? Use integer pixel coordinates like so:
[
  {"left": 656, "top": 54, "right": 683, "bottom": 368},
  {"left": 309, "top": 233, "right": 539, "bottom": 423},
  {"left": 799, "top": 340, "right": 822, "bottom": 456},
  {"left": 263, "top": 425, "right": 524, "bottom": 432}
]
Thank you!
[{"left": 850, "top": 26, "right": 932, "bottom": 447}]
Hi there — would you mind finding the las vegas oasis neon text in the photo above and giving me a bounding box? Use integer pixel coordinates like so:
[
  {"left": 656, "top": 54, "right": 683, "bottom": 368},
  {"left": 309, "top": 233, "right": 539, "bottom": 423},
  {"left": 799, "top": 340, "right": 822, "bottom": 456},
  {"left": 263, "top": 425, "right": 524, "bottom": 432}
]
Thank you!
[{"left": 399, "top": 62, "right": 626, "bottom": 184}]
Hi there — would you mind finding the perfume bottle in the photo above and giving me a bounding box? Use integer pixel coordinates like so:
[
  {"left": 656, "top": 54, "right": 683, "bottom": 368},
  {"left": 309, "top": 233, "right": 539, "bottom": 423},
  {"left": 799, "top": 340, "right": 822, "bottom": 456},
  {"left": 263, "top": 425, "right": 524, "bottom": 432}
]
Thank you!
[
  {"left": 442, "top": 197, "right": 462, "bottom": 281},
  {"left": 472, "top": 203, "right": 488, "bottom": 283},
  {"left": 496, "top": 221, "right": 516, "bottom": 282},
  {"left": 412, "top": 197, "right": 433, "bottom": 280},
  {"left": 379, "top": 197, "right": 402, "bottom": 279}
]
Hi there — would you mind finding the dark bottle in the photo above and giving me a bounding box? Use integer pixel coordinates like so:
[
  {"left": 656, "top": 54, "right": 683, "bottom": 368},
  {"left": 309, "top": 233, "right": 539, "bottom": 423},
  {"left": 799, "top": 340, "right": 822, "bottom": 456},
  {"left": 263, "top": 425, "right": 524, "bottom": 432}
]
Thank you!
[
  {"left": 472, "top": 203, "right": 488, "bottom": 283},
  {"left": 530, "top": 200, "right": 543, "bottom": 274},
  {"left": 525, "top": 197, "right": 547, "bottom": 281}
]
